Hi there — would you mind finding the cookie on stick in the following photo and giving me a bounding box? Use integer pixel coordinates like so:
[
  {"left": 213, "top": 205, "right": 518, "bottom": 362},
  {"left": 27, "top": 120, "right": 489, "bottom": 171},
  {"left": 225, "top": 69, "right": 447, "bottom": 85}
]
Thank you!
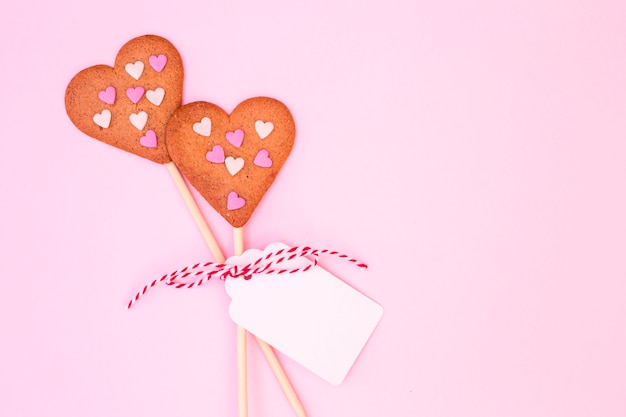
[
  {"left": 65, "top": 34, "right": 223, "bottom": 261},
  {"left": 166, "top": 97, "right": 304, "bottom": 417}
]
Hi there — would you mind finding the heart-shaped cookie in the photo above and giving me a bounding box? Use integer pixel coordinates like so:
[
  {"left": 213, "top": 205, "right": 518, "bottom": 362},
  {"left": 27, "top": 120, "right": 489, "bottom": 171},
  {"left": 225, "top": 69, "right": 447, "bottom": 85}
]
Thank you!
[
  {"left": 166, "top": 97, "right": 295, "bottom": 227},
  {"left": 65, "top": 35, "right": 183, "bottom": 164}
]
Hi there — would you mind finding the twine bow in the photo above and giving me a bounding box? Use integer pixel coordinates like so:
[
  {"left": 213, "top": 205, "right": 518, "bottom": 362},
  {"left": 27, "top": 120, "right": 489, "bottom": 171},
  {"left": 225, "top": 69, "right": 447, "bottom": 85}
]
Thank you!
[{"left": 128, "top": 246, "right": 367, "bottom": 309}]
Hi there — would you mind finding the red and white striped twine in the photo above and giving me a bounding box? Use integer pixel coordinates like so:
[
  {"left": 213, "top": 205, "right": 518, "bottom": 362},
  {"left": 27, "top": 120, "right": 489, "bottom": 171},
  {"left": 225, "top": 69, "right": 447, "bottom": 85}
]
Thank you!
[{"left": 128, "top": 246, "right": 367, "bottom": 309}]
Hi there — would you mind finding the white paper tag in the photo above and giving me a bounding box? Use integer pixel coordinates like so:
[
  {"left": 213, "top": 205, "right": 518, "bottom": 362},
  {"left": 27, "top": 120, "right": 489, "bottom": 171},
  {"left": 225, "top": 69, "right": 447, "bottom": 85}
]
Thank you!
[{"left": 225, "top": 242, "right": 383, "bottom": 385}]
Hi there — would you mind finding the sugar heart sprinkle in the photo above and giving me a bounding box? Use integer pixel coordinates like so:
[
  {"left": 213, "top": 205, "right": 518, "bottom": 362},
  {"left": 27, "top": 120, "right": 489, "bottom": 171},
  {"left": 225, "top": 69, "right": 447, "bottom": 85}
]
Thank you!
[
  {"left": 126, "top": 87, "right": 145, "bottom": 104},
  {"left": 129, "top": 111, "right": 148, "bottom": 130},
  {"left": 225, "top": 157, "right": 245, "bottom": 176},
  {"left": 226, "top": 129, "right": 244, "bottom": 148},
  {"left": 227, "top": 191, "right": 246, "bottom": 210},
  {"left": 149, "top": 54, "right": 167, "bottom": 72},
  {"left": 146, "top": 88, "right": 165, "bottom": 106},
  {"left": 193, "top": 117, "right": 212, "bottom": 137},
  {"left": 93, "top": 110, "right": 111, "bottom": 128},
  {"left": 98, "top": 86, "right": 116, "bottom": 105},
  {"left": 125, "top": 61, "right": 144, "bottom": 80},
  {"left": 206, "top": 145, "right": 225, "bottom": 163},
  {"left": 253, "top": 149, "right": 272, "bottom": 168},
  {"left": 140, "top": 130, "right": 157, "bottom": 148},
  {"left": 255, "top": 120, "right": 274, "bottom": 139}
]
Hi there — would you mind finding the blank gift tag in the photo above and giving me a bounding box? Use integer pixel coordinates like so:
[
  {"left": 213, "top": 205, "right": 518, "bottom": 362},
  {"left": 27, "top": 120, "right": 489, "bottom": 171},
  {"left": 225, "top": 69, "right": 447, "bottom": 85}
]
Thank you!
[{"left": 224, "top": 242, "right": 383, "bottom": 385}]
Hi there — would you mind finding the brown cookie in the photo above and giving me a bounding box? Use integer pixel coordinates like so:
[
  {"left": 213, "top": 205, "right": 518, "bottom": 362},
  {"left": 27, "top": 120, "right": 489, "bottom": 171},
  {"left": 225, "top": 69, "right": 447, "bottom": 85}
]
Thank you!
[
  {"left": 65, "top": 35, "right": 183, "bottom": 164},
  {"left": 166, "top": 97, "right": 296, "bottom": 227}
]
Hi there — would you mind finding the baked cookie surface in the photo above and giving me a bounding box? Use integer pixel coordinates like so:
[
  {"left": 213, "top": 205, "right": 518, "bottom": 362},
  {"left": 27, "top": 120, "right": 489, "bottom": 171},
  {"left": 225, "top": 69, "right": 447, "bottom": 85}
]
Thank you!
[
  {"left": 65, "top": 35, "right": 183, "bottom": 164},
  {"left": 166, "top": 97, "right": 295, "bottom": 227}
]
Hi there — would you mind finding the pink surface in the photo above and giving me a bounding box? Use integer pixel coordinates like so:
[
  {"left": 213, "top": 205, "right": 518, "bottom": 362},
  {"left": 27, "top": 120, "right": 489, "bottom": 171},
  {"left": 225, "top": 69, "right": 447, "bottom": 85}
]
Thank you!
[{"left": 1, "top": 1, "right": 625, "bottom": 416}]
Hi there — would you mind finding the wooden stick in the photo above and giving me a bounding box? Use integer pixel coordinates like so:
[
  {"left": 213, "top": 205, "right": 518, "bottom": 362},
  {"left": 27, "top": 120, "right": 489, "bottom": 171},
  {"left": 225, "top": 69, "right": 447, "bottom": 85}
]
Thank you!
[
  {"left": 237, "top": 325, "right": 248, "bottom": 417},
  {"left": 166, "top": 165, "right": 306, "bottom": 417},
  {"left": 233, "top": 227, "right": 308, "bottom": 417},
  {"left": 233, "top": 226, "right": 245, "bottom": 257},
  {"left": 255, "top": 336, "right": 307, "bottom": 417},
  {"left": 233, "top": 227, "right": 248, "bottom": 417},
  {"left": 165, "top": 162, "right": 225, "bottom": 263}
]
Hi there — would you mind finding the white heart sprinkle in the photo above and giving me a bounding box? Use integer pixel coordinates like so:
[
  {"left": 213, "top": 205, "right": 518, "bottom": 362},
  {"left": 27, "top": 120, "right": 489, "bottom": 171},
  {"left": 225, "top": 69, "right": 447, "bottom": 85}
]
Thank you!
[
  {"left": 146, "top": 88, "right": 165, "bottom": 106},
  {"left": 93, "top": 110, "right": 111, "bottom": 128},
  {"left": 255, "top": 120, "right": 274, "bottom": 139},
  {"left": 225, "top": 156, "right": 244, "bottom": 176},
  {"left": 193, "top": 117, "right": 212, "bottom": 137},
  {"left": 129, "top": 111, "right": 148, "bottom": 130},
  {"left": 125, "top": 61, "right": 144, "bottom": 80}
]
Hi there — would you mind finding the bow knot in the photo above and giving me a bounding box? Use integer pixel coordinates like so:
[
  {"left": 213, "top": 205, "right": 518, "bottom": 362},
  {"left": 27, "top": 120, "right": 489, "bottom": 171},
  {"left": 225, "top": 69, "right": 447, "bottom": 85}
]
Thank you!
[
  {"left": 221, "top": 265, "right": 253, "bottom": 280},
  {"left": 128, "top": 246, "right": 366, "bottom": 309}
]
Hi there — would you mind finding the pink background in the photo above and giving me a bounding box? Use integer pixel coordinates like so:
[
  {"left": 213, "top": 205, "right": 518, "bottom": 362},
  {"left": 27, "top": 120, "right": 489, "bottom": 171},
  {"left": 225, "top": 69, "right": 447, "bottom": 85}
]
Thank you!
[{"left": 1, "top": 1, "right": 625, "bottom": 416}]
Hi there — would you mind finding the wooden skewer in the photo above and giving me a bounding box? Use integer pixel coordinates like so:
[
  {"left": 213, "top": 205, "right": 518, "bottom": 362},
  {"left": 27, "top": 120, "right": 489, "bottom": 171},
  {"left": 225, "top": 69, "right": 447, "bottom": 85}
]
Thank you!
[
  {"left": 165, "top": 162, "right": 225, "bottom": 263},
  {"left": 233, "top": 226, "right": 245, "bottom": 257},
  {"left": 233, "top": 227, "right": 248, "bottom": 417},
  {"left": 237, "top": 325, "right": 248, "bottom": 417},
  {"left": 255, "top": 337, "right": 307, "bottom": 417},
  {"left": 233, "top": 228, "right": 307, "bottom": 417},
  {"left": 167, "top": 164, "right": 306, "bottom": 417}
]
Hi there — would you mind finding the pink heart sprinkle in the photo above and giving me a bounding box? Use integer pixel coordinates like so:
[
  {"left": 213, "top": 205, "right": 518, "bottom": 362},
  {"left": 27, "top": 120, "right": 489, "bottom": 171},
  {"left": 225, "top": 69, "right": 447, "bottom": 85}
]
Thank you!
[
  {"left": 227, "top": 191, "right": 246, "bottom": 210},
  {"left": 206, "top": 145, "right": 225, "bottom": 163},
  {"left": 126, "top": 86, "right": 145, "bottom": 104},
  {"left": 253, "top": 149, "right": 273, "bottom": 168},
  {"left": 225, "top": 129, "right": 244, "bottom": 148},
  {"left": 139, "top": 130, "right": 157, "bottom": 148},
  {"left": 98, "top": 86, "right": 116, "bottom": 105},
  {"left": 149, "top": 54, "right": 167, "bottom": 72}
]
